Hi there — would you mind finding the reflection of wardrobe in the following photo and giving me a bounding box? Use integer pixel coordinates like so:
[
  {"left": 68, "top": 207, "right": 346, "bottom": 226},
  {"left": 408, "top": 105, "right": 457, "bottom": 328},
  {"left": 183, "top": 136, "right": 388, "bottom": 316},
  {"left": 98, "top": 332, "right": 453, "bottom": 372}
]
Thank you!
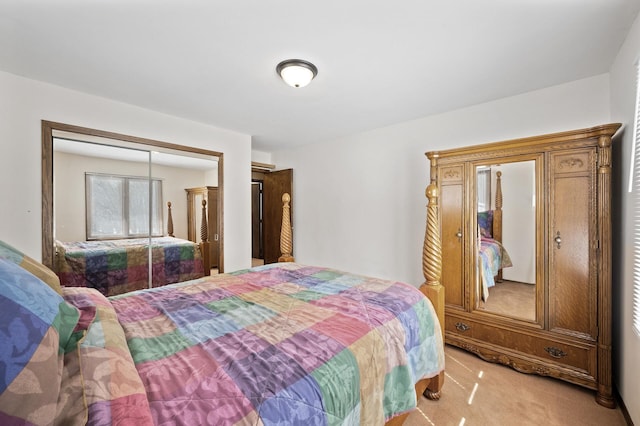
[
  {"left": 426, "top": 124, "right": 621, "bottom": 407},
  {"left": 186, "top": 186, "right": 218, "bottom": 268}
]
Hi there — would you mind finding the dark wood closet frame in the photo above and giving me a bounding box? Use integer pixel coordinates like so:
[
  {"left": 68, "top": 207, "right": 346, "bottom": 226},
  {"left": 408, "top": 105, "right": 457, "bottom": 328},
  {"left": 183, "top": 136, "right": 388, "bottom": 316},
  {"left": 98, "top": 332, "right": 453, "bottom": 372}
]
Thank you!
[{"left": 41, "top": 120, "right": 225, "bottom": 272}]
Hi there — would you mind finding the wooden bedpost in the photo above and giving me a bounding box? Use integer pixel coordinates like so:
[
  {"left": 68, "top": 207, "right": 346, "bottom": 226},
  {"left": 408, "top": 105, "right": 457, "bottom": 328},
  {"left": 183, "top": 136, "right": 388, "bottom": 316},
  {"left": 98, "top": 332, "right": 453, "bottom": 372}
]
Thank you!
[
  {"left": 422, "top": 184, "right": 445, "bottom": 338},
  {"left": 167, "top": 202, "right": 174, "bottom": 237},
  {"left": 200, "top": 199, "right": 211, "bottom": 276},
  {"left": 419, "top": 155, "right": 445, "bottom": 401},
  {"left": 494, "top": 171, "right": 503, "bottom": 282},
  {"left": 278, "top": 193, "right": 295, "bottom": 262}
]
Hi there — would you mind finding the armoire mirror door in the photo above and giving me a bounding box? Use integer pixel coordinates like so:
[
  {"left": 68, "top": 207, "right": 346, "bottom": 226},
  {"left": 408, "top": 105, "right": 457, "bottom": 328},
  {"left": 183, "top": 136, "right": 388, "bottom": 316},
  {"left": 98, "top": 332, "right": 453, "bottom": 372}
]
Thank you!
[{"left": 472, "top": 158, "right": 541, "bottom": 323}]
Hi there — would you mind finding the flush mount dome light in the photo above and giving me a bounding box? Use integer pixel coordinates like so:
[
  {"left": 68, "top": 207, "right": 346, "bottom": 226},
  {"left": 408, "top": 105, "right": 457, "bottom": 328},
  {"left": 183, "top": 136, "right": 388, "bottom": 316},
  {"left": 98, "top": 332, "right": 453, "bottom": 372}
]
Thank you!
[{"left": 276, "top": 59, "right": 318, "bottom": 88}]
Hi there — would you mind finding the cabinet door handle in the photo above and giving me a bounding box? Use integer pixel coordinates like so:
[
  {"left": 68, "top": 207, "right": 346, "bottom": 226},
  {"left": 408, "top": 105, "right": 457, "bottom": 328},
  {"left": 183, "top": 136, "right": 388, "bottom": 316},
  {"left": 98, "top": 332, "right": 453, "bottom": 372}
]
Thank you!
[
  {"left": 554, "top": 231, "right": 562, "bottom": 249},
  {"left": 455, "top": 322, "right": 470, "bottom": 332},
  {"left": 456, "top": 229, "right": 462, "bottom": 240},
  {"left": 544, "top": 346, "right": 567, "bottom": 358}
]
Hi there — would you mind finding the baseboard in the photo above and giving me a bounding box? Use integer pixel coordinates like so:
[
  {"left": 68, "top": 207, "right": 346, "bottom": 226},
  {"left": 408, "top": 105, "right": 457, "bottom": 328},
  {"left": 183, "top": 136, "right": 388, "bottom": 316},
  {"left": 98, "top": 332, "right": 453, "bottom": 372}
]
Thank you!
[{"left": 616, "top": 387, "right": 635, "bottom": 426}]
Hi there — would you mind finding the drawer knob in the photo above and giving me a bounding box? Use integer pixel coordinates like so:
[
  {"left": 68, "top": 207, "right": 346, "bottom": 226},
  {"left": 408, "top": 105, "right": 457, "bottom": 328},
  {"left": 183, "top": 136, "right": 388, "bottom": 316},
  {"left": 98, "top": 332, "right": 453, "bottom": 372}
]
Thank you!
[
  {"left": 544, "top": 346, "right": 567, "bottom": 358},
  {"left": 455, "top": 322, "right": 470, "bottom": 332}
]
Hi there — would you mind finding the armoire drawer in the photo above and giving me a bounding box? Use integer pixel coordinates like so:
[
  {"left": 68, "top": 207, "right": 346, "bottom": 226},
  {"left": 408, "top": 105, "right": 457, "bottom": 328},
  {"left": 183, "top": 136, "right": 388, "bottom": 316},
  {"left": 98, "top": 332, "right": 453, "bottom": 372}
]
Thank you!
[{"left": 445, "top": 317, "right": 596, "bottom": 375}]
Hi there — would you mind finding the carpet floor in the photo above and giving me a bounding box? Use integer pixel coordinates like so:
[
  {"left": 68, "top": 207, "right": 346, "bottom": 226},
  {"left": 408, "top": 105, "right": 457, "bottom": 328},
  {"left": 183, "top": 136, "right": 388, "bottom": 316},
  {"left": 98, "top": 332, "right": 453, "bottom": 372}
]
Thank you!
[{"left": 404, "top": 345, "right": 627, "bottom": 425}]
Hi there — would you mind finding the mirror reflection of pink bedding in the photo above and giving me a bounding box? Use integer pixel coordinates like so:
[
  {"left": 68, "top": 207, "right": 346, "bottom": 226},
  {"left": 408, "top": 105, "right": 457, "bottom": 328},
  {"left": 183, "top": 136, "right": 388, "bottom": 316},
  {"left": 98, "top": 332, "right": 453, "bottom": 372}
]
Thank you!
[
  {"left": 479, "top": 237, "right": 513, "bottom": 301},
  {"left": 55, "top": 237, "right": 204, "bottom": 296}
]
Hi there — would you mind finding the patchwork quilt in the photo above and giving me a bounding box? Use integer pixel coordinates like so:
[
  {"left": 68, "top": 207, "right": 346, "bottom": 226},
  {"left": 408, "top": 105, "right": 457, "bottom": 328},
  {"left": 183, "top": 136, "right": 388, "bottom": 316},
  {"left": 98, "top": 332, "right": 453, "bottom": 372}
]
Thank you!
[
  {"left": 110, "top": 263, "right": 445, "bottom": 425},
  {"left": 56, "top": 237, "right": 204, "bottom": 296},
  {"left": 1, "top": 254, "right": 444, "bottom": 425}
]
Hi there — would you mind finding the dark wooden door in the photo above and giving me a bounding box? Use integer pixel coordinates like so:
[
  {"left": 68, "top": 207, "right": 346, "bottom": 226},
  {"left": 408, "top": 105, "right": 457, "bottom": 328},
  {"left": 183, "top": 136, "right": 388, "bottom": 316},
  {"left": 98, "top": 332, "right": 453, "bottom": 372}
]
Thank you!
[
  {"left": 208, "top": 188, "right": 219, "bottom": 268},
  {"left": 263, "top": 169, "right": 293, "bottom": 264},
  {"left": 251, "top": 182, "right": 262, "bottom": 259}
]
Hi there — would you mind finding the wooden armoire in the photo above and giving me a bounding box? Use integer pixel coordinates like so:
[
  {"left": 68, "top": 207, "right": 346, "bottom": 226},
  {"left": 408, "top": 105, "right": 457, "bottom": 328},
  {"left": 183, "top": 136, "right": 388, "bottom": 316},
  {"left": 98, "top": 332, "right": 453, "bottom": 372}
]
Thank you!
[
  {"left": 185, "top": 186, "right": 219, "bottom": 269},
  {"left": 425, "top": 123, "right": 621, "bottom": 407}
]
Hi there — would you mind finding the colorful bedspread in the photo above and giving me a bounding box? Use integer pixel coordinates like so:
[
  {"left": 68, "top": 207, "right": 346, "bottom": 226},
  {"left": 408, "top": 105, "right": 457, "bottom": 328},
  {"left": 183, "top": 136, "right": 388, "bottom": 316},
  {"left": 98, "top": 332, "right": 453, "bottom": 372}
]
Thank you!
[
  {"left": 56, "top": 237, "right": 204, "bottom": 296},
  {"left": 110, "top": 263, "right": 445, "bottom": 425},
  {"left": 479, "top": 237, "right": 513, "bottom": 301},
  {"left": 59, "top": 287, "right": 154, "bottom": 426}
]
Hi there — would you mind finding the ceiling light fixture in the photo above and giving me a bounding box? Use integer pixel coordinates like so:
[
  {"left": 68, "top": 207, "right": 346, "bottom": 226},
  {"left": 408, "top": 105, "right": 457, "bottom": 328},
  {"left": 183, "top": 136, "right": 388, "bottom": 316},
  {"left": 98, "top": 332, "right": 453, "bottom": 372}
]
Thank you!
[{"left": 276, "top": 59, "right": 318, "bottom": 88}]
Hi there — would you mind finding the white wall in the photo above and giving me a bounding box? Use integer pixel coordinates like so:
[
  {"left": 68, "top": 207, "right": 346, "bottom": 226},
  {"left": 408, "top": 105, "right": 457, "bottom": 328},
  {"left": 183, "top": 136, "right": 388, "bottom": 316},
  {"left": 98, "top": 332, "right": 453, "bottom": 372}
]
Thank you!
[
  {"left": 609, "top": 11, "right": 640, "bottom": 425},
  {"left": 0, "top": 70, "right": 252, "bottom": 272},
  {"left": 251, "top": 150, "right": 273, "bottom": 165},
  {"left": 273, "top": 74, "right": 610, "bottom": 286}
]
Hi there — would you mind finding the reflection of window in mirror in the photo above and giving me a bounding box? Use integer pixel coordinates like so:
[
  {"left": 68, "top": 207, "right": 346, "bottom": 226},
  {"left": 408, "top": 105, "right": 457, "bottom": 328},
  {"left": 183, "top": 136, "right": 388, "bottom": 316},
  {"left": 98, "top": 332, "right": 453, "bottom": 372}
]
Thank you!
[
  {"left": 85, "top": 173, "right": 164, "bottom": 240},
  {"left": 477, "top": 168, "right": 491, "bottom": 211}
]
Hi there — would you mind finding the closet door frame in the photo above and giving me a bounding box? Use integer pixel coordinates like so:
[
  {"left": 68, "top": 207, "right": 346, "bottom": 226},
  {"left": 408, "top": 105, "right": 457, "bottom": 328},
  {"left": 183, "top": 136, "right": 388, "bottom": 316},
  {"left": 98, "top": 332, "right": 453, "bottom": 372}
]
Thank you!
[{"left": 41, "top": 120, "right": 225, "bottom": 272}]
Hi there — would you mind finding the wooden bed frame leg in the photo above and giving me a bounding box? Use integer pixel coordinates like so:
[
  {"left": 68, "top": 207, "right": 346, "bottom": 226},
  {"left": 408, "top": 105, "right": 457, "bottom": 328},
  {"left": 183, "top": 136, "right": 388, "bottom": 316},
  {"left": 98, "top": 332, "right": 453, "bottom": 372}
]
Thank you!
[{"left": 423, "top": 371, "right": 444, "bottom": 400}]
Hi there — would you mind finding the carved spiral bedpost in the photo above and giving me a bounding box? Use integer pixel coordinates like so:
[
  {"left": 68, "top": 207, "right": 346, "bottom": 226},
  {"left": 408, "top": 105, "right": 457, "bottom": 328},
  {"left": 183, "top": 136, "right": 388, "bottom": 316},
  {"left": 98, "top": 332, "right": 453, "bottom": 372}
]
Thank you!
[
  {"left": 423, "top": 185, "right": 443, "bottom": 290},
  {"left": 200, "top": 199, "right": 211, "bottom": 276},
  {"left": 420, "top": 153, "right": 445, "bottom": 401},
  {"left": 167, "top": 202, "right": 175, "bottom": 237},
  {"left": 494, "top": 171, "right": 503, "bottom": 282},
  {"left": 278, "top": 193, "right": 295, "bottom": 262},
  {"left": 422, "top": 187, "right": 445, "bottom": 337}
]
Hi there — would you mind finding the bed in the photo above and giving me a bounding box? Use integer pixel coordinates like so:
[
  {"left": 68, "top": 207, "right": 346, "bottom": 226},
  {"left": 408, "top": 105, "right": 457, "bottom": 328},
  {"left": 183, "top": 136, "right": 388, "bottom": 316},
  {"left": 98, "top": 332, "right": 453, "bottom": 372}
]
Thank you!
[
  {"left": 0, "top": 193, "right": 446, "bottom": 425},
  {"left": 476, "top": 171, "right": 513, "bottom": 301},
  {"left": 54, "top": 201, "right": 212, "bottom": 296}
]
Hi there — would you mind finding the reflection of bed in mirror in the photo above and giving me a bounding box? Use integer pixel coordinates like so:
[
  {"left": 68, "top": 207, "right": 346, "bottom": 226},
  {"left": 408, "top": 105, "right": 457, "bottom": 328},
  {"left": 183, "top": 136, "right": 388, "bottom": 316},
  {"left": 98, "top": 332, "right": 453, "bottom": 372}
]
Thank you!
[
  {"left": 42, "top": 121, "right": 224, "bottom": 282},
  {"left": 476, "top": 161, "right": 537, "bottom": 320},
  {"left": 54, "top": 201, "right": 211, "bottom": 296},
  {"left": 476, "top": 170, "right": 513, "bottom": 302}
]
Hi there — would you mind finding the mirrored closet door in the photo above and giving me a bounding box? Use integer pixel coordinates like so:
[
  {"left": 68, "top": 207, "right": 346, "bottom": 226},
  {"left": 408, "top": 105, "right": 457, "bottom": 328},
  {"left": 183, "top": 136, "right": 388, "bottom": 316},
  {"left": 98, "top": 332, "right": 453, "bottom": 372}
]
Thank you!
[{"left": 42, "top": 121, "right": 223, "bottom": 296}]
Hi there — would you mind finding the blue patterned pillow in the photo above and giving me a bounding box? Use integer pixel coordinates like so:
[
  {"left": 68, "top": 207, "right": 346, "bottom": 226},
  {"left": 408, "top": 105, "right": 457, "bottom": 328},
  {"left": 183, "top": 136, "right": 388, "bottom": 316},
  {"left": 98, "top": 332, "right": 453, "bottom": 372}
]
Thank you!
[
  {"left": 477, "top": 210, "right": 493, "bottom": 238},
  {"left": 0, "top": 258, "right": 81, "bottom": 424},
  {"left": 0, "top": 239, "right": 63, "bottom": 295}
]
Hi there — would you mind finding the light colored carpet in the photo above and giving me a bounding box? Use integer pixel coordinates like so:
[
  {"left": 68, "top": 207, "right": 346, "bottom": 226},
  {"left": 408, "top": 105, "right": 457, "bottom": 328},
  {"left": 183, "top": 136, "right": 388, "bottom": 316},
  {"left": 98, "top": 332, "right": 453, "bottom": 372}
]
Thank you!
[{"left": 404, "top": 345, "right": 627, "bottom": 425}]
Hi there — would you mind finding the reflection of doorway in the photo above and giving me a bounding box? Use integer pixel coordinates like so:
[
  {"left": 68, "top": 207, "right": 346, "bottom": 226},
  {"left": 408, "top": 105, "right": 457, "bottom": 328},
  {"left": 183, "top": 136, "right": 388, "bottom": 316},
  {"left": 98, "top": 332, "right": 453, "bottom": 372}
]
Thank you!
[
  {"left": 251, "top": 180, "right": 263, "bottom": 260},
  {"left": 186, "top": 186, "right": 220, "bottom": 271},
  {"left": 251, "top": 166, "right": 293, "bottom": 265},
  {"left": 263, "top": 169, "right": 293, "bottom": 264}
]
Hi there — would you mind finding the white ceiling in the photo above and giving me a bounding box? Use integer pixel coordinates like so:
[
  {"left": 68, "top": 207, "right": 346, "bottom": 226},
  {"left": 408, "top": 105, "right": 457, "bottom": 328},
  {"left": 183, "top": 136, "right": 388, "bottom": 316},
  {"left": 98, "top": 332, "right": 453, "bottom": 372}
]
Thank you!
[
  {"left": 1, "top": 1, "right": 638, "bottom": 152},
  {"left": 54, "top": 137, "right": 218, "bottom": 171}
]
